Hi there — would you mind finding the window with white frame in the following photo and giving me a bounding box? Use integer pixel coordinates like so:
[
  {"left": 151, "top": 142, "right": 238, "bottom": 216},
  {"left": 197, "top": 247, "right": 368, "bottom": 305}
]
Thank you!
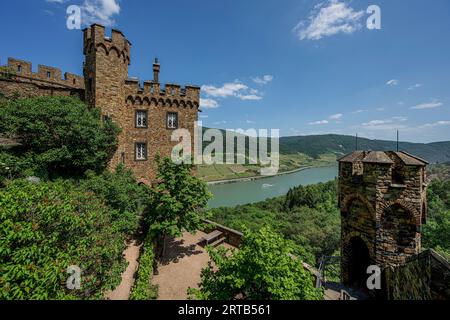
[
  {"left": 136, "top": 110, "right": 148, "bottom": 128},
  {"left": 135, "top": 143, "right": 147, "bottom": 161},
  {"left": 167, "top": 112, "right": 178, "bottom": 129}
]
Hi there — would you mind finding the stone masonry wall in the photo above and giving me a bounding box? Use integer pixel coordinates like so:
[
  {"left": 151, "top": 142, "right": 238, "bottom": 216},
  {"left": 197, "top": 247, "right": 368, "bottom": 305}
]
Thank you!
[
  {"left": 0, "top": 58, "right": 84, "bottom": 100},
  {"left": 339, "top": 152, "right": 427, "bottom": 288}
]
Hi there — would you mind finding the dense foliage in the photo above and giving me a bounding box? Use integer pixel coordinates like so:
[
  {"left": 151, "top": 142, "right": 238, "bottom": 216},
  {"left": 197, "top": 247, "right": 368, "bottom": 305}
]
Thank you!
[
  {"left": 423, "top": 179, "right": 450, "bottom": 259},
  {"left": 0, "top": 178, "right": 138, "bottom": 299},
  {"left": 0, "top": 96, "right": 120, "bottom": 181},
  {"left": 129, "top": 234, "right": 158, "bottom": 300},
  {"left": 80, "top": 166, "right": 150, "bottom": 236},
  {"left": 189, "top": 227, "right": 323, "bottom": 300},
  {"left": 211, "top": 180, "right": 340, "bottom": 265},
  {"left": 147, "top": 156, "right": 212, "bottom": 257}
]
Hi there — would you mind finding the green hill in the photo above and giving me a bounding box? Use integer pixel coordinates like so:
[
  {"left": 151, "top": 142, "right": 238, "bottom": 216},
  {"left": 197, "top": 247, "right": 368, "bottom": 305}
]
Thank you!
[
  {"left": 197, "top": 128, "right": 450, "bottom": 181},
  {"left": 279, "top": 134, "right": 450, "bottom": 164}
]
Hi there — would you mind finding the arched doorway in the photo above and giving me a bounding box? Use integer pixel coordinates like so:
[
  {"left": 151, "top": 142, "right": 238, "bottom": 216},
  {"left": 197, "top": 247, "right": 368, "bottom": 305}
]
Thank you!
[{"left": 347, "top": 237, "right": 370, "bottom": 289}]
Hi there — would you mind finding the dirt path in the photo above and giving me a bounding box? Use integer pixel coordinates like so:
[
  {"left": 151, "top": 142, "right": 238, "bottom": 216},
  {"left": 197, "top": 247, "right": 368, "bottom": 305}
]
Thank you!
[
  {"left": 152, "top": 232, "right": 235, "bottom": 300},
  {"left": 105, "top": 240, "right": 142, "bottom": 300}
]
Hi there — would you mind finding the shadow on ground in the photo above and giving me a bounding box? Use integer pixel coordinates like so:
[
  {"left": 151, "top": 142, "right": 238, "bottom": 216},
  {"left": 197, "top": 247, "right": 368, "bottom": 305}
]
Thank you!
[{"left": 160, "top": 237, "right": 203, "bottom": 265}]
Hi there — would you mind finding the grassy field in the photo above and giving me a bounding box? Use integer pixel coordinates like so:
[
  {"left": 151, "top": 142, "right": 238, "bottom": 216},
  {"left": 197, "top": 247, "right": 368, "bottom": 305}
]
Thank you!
[{"left": 196, "top": 152, "right": 337, "bottom": 182}]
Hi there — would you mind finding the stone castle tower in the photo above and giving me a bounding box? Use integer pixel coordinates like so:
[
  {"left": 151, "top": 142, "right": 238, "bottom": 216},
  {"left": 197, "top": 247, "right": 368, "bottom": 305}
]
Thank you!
[
  {"left": 338, "top": 151, "right": 428, "bottom": 289},
  {"left": 0, "top": 24, "right": 200, "bottom": 184}
]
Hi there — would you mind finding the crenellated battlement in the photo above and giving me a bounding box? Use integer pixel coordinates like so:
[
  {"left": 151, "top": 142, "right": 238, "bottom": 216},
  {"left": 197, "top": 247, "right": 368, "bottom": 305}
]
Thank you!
[
  {"left": 2, "top": 58, "right": 84, "bottom": 89},
  {"left": 83, "top": 24, "right": 131, "bottom": 65},
  {"left": 124, "top": 78, "right": 200, "bottom": 107},
  {"left": 1, "top": 24, "right": 200, "bottom": 184}
]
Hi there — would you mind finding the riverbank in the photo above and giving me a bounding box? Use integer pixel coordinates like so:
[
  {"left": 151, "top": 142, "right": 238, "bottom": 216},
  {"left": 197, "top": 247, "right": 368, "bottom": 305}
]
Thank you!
[{"left": 206, "top": 166, "right": 314, "bottom": 186}]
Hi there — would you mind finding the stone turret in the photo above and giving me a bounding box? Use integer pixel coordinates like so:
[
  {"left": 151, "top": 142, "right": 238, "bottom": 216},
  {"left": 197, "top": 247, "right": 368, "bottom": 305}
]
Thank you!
[{"left": 338, "top": 151, "right": 428, "bottom": 289}]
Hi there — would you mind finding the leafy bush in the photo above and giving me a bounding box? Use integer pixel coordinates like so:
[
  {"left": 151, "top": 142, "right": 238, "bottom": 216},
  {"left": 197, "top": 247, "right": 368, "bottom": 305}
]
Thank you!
[
  {"left": 129, "top": 234, "right": 158, "bottom": 300},
  {"left": 423, "top": 179, "right": 450, "bottom": 258},
  {"left": 0, "top": 179, "right": 136, "bottom": 300},
  {"left": 0, "top": 96, "right": 120, "bottom": 180},
  {"left": 189, "top": 227, "right": 323, "bottom": 300},
  {"left": 80, "top": 166, "right": 150, "bottom": 235}
]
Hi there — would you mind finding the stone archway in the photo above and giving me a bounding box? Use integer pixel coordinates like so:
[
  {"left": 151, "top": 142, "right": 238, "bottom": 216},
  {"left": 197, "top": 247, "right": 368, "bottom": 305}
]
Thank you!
[{"left": 346, "top": 236, "right": 371, "bottom": 289}]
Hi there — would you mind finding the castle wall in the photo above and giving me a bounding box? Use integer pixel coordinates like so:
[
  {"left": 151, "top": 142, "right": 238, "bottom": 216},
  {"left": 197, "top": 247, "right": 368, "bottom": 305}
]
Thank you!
[{"left": 0, "top": 58, "right": 84, "bottom": 100}]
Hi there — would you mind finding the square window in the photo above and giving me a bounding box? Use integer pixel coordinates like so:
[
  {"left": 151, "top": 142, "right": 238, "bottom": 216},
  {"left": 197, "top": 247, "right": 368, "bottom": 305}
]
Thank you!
[
  {"left": 135, "top": 143, "right": 147, "bottom": 161},
  {"left": 167, "top": 112, "right": 178, "bottom": 129},
  {"left": 47, "top": 71, "right": 51, "bottom": 79},
  {"left": 17, "top": 65, "right": 22, "bottom": 73},
  {"left": 136, "top": 110, "right": 148, "bottom": 128}
]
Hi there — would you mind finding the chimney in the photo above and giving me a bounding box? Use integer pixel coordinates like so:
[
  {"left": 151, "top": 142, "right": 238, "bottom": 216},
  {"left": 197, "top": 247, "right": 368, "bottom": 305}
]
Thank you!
[{"left": 153, "top": 57, "right": 160, "bottom": 83}]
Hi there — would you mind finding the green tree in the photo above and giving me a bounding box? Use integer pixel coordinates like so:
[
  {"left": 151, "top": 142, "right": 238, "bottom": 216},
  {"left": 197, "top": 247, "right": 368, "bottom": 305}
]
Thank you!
[
  {"left": 147, "top": 156, "right": 212, "bottom": 258},
  {"left": 0, "top": 96, "right": 120, "bottom": 180},
  {"left": 189, "top": 227, "right": 323, "bottom": 300},
  {"left": 0, "top": 179, "right": 135, "bottom": 300},
  {"left": 80, "top": 165, "right": 150, "bottom": 235}
]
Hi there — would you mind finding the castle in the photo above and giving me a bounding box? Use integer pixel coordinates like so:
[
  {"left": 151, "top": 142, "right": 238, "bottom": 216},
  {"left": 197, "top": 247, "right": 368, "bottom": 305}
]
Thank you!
[
  {"left": 0, "top": 24, "right": 200, "bottom": 184},
  {"left": 338, "top": 150, "right": 428, "bottom": 289},
  {"left": 337, "top": 150, "right": 450, "bottom": 300}
]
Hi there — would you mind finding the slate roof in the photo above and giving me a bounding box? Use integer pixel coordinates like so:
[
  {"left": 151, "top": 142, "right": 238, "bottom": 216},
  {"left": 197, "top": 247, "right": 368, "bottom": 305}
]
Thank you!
[{"left": 338, "top": 150, "right": 428, "bottom": 166}]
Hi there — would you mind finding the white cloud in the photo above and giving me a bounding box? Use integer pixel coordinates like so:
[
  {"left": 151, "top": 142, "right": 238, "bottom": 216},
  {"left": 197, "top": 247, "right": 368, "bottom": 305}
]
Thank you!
[
  {"left": 202, "top": 82, "right": 248, "bottom": 98},
  {"left": 293, "top": 0, "right": 364, "bottom": 41},
  {"left": 201, "top": 80, "right": 264, "bottom": 105},
  {"left": 411, "top": 100, "right": 443, "bottom": 110},
  {"left": 361, "top": 116, "right": 408, "bottom": 130},
  {"left": 199, "top": 115, "right": 209, "bottom": 119},
  {"left": 252, "top": 75, "right": 274, "bottom": 85},
  {"left": 330, "top": 113, "right": 343, "bottom": 120},
  {"left": 46, "top": 0, "right": 65, "bottom": 3},
  {"left": 80, "top": 0, "right": 121, "bottom": 27},
  {"left": 386, "top": 79, "right": 399, "bottom": 86},
  {"left": 309, "top": 120, "right": 329, "bottom": 125},
  {"left": 237, "top": 94, "right": 263, "bottom": 101},
  {"left": 420, "top": 121, "right": 450, "bottom": 128},
  {"left": 200, "top": 98, "right": 219, "bottom": 109},
  {"left": 352, "top": 109, "right": 368, "bottom": 114},
  {"left": 246, "top": 120, "right": 256, "bottom": 124},
  {"left": 376, "top": 107, "right": 385, "bottom": 111},
  {"left": 408, "top": 83, "right": 422, "bottom": 90}
]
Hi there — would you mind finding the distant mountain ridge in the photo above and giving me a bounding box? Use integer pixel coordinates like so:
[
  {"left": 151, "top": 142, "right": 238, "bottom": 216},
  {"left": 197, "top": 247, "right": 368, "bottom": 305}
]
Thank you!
[
  {"left": 279, "top": 134, "right": 450, "bottom": 164},
  {"left": 201, "top": 128, "right": 450, "bottom": 164}
]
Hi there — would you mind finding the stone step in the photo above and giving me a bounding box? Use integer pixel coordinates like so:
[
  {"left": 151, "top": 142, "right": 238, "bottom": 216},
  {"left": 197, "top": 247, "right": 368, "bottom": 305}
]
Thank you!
[{"left": 210, "top": 237, "right": 226, "bottom": 248}]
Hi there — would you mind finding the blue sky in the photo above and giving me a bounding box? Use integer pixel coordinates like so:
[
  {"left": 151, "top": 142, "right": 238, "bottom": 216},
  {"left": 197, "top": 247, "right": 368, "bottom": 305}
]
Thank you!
[{"left": 1, "top": 0, "right": 449, "bottom": 142}]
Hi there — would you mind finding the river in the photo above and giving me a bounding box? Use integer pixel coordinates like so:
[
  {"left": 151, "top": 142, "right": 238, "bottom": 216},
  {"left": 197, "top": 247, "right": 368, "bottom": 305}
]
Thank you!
[{"left": 207, "top": 166, "right": 338, "bottom": 208}]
